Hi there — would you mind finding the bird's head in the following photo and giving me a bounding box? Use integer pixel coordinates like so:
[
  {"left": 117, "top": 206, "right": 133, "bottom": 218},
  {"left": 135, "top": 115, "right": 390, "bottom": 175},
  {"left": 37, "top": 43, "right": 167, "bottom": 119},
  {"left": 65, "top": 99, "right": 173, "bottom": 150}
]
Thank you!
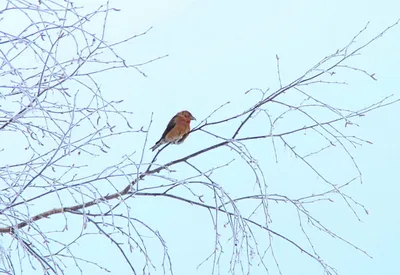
[{"left": 179, "top": 110, "right": 196, "bottom": 122}]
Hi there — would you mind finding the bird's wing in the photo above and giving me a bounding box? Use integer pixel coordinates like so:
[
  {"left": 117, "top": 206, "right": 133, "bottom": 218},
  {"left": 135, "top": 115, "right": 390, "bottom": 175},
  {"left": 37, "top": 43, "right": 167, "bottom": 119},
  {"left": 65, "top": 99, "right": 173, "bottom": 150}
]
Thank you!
[
  {"left": 150, "top": 115, "right": 179, "bottom": 151},
  {"left": 159, "top": 114, "right": 177, "bottom": 142}
]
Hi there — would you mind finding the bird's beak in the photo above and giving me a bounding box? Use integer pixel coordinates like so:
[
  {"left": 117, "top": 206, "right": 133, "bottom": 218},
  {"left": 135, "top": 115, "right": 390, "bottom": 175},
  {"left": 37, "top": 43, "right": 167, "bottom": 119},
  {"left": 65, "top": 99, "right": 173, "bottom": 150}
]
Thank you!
[{"left": 191, "top": 116, "right": 196, "bottom": 121}]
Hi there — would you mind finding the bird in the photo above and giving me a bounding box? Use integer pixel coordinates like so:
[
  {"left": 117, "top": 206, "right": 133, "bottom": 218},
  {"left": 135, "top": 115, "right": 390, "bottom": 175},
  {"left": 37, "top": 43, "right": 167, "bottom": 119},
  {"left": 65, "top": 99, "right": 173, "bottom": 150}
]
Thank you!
[{"left": 150, "top": 110, "right": 196, "bottom": 151}]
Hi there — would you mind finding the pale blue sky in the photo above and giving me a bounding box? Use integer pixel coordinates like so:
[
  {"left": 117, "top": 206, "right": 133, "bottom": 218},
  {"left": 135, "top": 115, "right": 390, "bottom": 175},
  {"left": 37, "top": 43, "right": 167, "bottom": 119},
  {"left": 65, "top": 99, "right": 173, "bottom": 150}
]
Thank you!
[
  {"left": 89, "top": 1, "right": 400, "bottom": 274},
  {"left": 2, "top": 0, "right": 400, "bottom": 274},
  {"left": 78, "top": 0, "right": 400, "bottom": 274}
]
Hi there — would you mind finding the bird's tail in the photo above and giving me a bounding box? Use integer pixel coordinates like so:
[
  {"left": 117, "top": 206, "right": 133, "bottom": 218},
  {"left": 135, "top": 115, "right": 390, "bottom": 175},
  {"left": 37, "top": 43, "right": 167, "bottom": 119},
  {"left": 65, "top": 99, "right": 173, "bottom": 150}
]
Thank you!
[{"left": 150, "top": 140, "right": 163, "bottom": 151}]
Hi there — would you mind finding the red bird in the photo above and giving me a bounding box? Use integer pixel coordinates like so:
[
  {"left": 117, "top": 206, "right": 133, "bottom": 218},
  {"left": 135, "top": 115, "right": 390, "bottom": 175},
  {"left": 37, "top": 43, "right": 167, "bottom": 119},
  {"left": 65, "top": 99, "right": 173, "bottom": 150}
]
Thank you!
[{"left": 150, "top": 110, "right": 196, "bottom": 151}]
